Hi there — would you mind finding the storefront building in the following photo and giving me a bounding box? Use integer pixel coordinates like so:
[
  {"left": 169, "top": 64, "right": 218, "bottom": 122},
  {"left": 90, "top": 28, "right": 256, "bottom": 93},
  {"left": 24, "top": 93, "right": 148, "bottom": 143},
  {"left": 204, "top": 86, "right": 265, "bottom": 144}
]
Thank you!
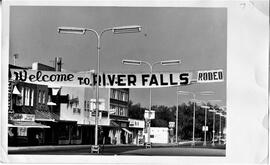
[
  {"left": 8, "top": 65, "right": 52, "bottom": 146},
  {"left": 108, "top": 88, "right": 132, "bottom": 144},
  {"left": 128, "top": 119, "right": 145, "bottom": 145},
  {"left": 8, "top": 60, "right": 133, "bottom": 146}
]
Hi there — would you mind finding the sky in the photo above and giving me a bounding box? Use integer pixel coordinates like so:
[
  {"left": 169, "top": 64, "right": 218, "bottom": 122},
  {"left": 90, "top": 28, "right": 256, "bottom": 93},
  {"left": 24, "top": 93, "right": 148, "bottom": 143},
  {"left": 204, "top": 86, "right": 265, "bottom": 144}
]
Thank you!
[{"left": 9, "top": 6, "right": 227, "bottom": 107}]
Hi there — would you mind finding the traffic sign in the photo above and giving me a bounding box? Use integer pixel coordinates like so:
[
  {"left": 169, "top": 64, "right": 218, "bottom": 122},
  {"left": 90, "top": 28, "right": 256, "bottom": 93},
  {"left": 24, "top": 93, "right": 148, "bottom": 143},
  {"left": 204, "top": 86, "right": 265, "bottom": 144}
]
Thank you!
[
  {"left": 169, "top": 122, "right": 175, "bottom": 128},
  {"left": 202, "top": 126, "right": 208, "bottom": 131}
]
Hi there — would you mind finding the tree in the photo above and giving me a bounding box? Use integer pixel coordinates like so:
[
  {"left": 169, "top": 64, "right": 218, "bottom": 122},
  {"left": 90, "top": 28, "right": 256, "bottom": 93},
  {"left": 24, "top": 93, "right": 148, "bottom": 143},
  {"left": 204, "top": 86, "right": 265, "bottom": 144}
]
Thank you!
[
  {"left": 151, "top": 105, "right": 175, "bottom": 127},
  {"left": 127, "top": 100, "right": 226, "bottom": 141},
  {"left": 127, "top": 101, "right": 145, "bottom": 120}
]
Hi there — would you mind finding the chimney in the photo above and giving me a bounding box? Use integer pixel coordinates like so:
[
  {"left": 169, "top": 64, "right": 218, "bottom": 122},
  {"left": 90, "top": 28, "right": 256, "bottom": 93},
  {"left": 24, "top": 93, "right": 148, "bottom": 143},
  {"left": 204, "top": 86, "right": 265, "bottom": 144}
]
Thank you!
[{"left": 55, "top": 57, "right": 62, "bottom": 72}]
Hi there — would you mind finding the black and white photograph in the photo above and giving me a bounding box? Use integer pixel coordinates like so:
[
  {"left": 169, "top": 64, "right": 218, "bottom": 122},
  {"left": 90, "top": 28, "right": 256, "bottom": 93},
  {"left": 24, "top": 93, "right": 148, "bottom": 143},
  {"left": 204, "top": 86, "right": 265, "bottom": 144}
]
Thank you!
[{"left": 1, "top": 0, "right": 268, "bottom": 164}]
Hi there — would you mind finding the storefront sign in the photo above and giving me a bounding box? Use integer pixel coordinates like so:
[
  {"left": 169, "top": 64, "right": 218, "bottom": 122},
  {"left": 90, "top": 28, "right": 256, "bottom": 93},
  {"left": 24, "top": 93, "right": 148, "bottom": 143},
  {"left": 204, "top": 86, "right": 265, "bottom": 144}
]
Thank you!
[
  {"left": 90, "top": 99, "right": 105, "bottom": 111},
  {"left": 12, "top": 113, "right": 35, "bottom": 121},
  {"left": 129, "top": 119, "right": 145, "bottom": 128},
  {"left": 17, "top": 127, "right": 27, "bottom": 136},
  {"left": 138, "top": 130, "right": 145, "bottom": 145},
  {"left": 144, "top": 110, "right": 155, "bottom": 120},
  {"left": 197, "top": 69, "right": 224, "bottom": 83},
  {"left": 10, "top": 69, "right": 192, "bottom": 88}
]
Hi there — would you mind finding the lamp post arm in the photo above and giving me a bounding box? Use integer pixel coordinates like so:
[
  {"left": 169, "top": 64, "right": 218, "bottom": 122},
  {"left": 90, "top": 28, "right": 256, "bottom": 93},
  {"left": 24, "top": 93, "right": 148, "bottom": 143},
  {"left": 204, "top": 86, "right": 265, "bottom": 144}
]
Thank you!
[
  {"left": 140, "top": 61, "right": 153, "bottom": 73},
  {"left": 85, "top": 28, "right": 112, "bottom": 49}
]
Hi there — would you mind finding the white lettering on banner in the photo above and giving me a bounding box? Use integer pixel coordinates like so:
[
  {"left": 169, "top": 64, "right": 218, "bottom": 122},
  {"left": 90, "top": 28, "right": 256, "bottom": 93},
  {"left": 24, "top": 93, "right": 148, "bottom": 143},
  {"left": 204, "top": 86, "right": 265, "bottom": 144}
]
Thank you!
[
  {"left": 10, "top": 69, "right": 192, "bottom": 88},
  {"left": 197, "top": 69, "right": 224, "bottom": 83}
]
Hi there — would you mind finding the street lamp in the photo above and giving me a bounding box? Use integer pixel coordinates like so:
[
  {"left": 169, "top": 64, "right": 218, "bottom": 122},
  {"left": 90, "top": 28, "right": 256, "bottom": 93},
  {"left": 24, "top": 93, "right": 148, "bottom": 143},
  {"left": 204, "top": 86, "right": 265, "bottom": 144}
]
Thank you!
[
  {"left": 123, "top": 59, "right": 180, "bottom": 148},
  {"left": 217, "top": 106, "right": 226, "bottom": 144},
  {"left": 177, "top": 91, "right": 214, "bottom": 146},
  {"left": 201, "top": 105, "right": 210, "bottom": 146},
  {"left": 197, "top": 99, "right": 221, "bottom": 146},
  {"left": 208, "top": 108, "right": 217, "bottom": 146},
  {"left": 58, "top": 25, "right": 142, "bottom": 153},
  {"left": 207, "top": 100, "right": 222, "bottom": 146}
]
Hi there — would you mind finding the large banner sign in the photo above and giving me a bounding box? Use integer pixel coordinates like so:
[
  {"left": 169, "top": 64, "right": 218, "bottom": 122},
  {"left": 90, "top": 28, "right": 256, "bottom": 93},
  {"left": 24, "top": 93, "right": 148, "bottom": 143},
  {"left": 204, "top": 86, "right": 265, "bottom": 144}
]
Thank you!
[
  {"left": 197, "top": 69, "right": 224, "bottom": 83},
  {"left": 10, "top": 69, "right": 192, "bottom": 88}
]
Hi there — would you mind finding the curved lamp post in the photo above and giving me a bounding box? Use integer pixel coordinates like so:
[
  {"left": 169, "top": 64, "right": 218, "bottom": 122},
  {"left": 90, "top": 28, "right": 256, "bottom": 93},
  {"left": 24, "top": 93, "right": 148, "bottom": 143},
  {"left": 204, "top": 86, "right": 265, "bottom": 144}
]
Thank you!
[
  {"left": 123, "top": 59, "right": 180, "bottom": 148},
  {"left": 58, "top": 25, "right": 142, "bottom": 153}
]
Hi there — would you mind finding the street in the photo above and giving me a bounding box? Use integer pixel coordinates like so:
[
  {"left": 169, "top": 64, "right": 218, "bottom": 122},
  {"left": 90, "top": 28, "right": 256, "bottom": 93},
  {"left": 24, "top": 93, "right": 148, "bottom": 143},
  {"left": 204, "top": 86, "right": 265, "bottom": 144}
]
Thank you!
[{"left": 9, "top": 142, "right": 225, "bottom": 156}]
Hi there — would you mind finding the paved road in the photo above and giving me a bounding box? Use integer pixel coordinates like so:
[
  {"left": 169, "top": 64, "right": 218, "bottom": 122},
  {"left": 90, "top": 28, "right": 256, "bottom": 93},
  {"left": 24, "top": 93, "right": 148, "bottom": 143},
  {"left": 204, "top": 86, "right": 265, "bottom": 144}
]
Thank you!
[
  {"left": 9, "top": 142, "right": 225, "bottom": 156},
  {"left": 121, "top": 147, "right": 225, "bottom": 156}
]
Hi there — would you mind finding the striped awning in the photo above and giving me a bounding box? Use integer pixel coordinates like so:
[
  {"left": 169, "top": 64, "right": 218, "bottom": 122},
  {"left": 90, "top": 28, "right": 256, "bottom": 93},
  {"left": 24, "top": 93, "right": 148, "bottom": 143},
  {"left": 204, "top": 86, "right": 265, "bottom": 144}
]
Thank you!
[{"left": 110, "top": 120, "right": 120, "bottom": 127}]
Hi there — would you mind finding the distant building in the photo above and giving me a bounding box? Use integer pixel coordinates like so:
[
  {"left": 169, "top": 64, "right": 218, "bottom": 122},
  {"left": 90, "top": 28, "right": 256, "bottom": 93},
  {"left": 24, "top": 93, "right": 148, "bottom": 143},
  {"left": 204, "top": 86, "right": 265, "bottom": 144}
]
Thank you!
[
  {"left": 59, "top": 86, "right": 110, "bottom": 144},
  {"left": 108, "top": 88, "right": 132, "bottom": 144},
  {"left": 128, "top": 119, "right": 145, "bottom": 145},
  {"left": 143, "top": 127, "right": 169, "bottom": 144}
]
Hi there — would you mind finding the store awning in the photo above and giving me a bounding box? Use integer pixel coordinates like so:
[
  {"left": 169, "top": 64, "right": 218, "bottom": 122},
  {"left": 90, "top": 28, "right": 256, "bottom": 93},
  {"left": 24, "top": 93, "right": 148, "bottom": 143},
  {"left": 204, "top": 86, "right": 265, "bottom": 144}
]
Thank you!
[
  {"left": 35, "top": 110, "right": 59, "bottom": 121},
  {"left": 110, "top": 121, "right": 120, "bottom": 127},
  {"left": 122, "top": 128, "right": 132, "bottom": 134},
  {"left": 8, "top": 121, "right": 50, "bottom": 128}
]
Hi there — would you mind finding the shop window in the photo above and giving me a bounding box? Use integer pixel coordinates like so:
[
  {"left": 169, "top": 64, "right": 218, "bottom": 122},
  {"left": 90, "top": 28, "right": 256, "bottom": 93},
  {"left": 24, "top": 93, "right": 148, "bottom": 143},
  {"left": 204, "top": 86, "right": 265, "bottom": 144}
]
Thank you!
[
  {"left": 73, "top": 108, "right": 81, "bottom": 114},
  {"left": 118, "top": 92, "right": 122, "bottom": 101},
  {"left": 42, "top": 91, "right": 46, "bottom": 104},
  {"left": 71, "top": 126, "right": 81, "bottom": 140},
  {"left": 102, "top": 111, "right": 108, "bottom": 118},
  {"left": 110, "top": 104, "right": 116, "bottom": 115},
  {"left": 116, "top": 106, "right": 120, "bottom": 116},
  {"left": 110, "top": 89, "right": 115, "bottom": 99},
  {"left": 87, "top": 101, "right": 90, "bottom": 111},
  {"left": 21, "top": 87, "right": 25, "bottom": 105},
  {"left": 123, "top": 107, "right": 128, "bottom": 116},
  {"left": 119, "top": 107, "right": 123, "bottom": 116},
  {"left": 16, "top": 95, "right": 23, "bottom": 106},
  {"left": 24, "top": 87, "right": 30, "bottom": 106},
  {"left": 114, "top": 90, "right": 118, "bottom": 100},
  {"left": 17, "top": 127, "right": 27, "bottom": 136},
  {"left": 30, "top": 90, "right": 34, "bottom": 106},
  {"left": 58, "top": 125, "right": 69, "bottom": 140},
  {"left": 123, "top": 92, "right": 129, "bottom": 102},
  {"left": 38, "top": 90, "right": 42, "bottom": 103}
]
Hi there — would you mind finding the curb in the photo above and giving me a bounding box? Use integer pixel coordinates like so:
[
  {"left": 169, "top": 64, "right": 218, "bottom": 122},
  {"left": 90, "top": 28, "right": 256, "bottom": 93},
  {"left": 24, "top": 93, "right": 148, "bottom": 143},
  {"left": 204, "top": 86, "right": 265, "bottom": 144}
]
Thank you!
[
  {"left": 8, "top": 141, "right": 197, "bottom": 153},
  {"left": 8, "top": 144, "right": 137, "bottom": 153}
]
